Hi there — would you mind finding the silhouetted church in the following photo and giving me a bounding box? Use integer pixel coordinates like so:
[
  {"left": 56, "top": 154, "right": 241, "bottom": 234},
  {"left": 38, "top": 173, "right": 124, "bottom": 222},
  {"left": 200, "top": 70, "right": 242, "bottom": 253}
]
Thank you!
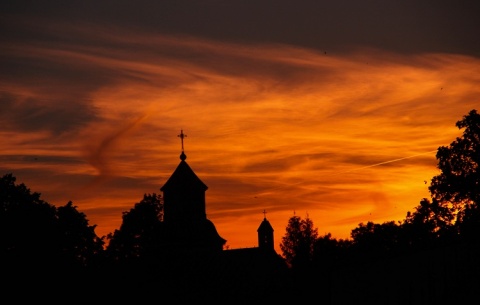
[
  {"left": 160, "top": 130, "right": 285, "bottom": 265},
  {"left": 160, "top": 138, "right": 226, "bottom": 253}
]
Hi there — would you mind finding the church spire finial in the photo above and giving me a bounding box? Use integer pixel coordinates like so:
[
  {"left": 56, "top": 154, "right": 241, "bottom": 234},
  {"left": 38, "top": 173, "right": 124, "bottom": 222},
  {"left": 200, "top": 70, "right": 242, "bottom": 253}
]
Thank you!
[
  {"left": 263, "top": 209, "right": 267, "bottom": 220},
  {"left": 178, "top": 130, "right": 187, "bottom": 160}
]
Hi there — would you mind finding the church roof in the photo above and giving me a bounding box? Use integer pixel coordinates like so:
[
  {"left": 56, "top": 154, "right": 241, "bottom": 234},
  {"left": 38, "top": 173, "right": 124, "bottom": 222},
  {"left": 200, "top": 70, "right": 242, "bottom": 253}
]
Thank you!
[
  {"left": 160, "top": 152, "right": 208, "bottom": 192},
  {"left": 164, "top": 218, "right": 226, "bottom": 247},
  {"left": 257, "top": 217, "right": 274, "bottom": 232}
]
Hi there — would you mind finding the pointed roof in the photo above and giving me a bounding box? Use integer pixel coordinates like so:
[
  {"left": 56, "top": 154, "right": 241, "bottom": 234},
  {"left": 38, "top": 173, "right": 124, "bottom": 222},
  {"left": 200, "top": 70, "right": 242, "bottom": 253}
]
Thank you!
[
  {"left": 257, "top": 216, "right": 274, "bottom": 232},
  {"left": 160, "top": 152, "right": 208, "bottom": 192},
  {"left": 258, "top": 210, "right": 273, "bottom": 232},
  {"left": 161, "top": 130, "right": 208, "bottom": 192}
]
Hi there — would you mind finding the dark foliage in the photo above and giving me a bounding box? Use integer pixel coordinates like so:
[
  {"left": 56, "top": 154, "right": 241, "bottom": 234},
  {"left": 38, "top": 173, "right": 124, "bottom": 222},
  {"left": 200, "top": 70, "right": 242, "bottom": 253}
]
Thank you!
[
  {"left": 280, "top": 214, "right": 318, "bottom": 268},
  {"left": 278, "top": 109, "right": 480, "bottom": 304},
  {"left": 1, "top": 173, "right": 104, "bottom": 278},
  {"left": 429, "top": 109, "right": 480, "bottom": 208},
  {"left": 429, "top": 109, "right": 480, "bottom": 244},
  {"left": 105, "top": 193, "right": 164, "bottom": 262}
]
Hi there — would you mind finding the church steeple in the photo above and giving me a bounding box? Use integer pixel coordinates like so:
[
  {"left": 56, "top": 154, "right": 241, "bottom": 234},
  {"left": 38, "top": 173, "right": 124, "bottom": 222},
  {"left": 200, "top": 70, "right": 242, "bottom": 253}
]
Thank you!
[
  {"left": 161, "top": 130, "right": 207, "bottom": 222},
  {"left": 160, "top": 130, "right": 226, "bottom": 252}
]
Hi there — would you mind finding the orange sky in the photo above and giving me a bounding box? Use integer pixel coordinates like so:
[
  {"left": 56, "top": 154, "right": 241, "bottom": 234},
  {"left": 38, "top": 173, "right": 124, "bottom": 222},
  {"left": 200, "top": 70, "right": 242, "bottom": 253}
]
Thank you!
[{"left": 1, "top": 3, "right": 480, "bottom": 254}]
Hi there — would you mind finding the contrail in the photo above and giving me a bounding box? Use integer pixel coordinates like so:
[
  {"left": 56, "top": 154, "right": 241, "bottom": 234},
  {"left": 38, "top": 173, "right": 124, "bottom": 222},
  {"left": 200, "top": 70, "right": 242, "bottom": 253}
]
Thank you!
[
  {"left": 242, "top": 149, "right": 438, "bottom": 200},
  {"left": 334, "top": 150, "right": 437, "bottom": 175}
]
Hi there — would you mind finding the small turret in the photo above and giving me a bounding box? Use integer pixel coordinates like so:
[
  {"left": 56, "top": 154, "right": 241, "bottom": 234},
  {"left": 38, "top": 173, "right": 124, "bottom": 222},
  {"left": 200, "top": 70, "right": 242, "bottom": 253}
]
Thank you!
[{"left": 257, "top": 210, "right": 274, "bottom": 251}]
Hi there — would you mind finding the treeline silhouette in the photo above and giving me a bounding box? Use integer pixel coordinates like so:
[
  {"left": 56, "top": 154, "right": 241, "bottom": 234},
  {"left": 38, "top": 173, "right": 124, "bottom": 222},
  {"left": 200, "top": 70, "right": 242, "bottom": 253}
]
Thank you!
[
  {"left": 1, "top": 109, "right": 479, "bottom": 304},
  {"left": 280, "top": 109, "right": 480, "bottom": 304}
]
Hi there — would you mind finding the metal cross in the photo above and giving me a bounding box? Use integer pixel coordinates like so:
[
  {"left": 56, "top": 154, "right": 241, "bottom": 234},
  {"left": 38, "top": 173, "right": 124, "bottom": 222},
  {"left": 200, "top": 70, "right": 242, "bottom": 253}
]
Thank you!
[{"left": 178, "top": 130, "right": 187, "bottom": 152}]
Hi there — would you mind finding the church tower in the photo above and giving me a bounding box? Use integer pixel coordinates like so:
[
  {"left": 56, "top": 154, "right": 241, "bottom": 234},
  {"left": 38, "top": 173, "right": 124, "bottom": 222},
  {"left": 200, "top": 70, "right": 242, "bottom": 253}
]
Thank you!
[
  {"left": 161, "top": 131, "right": 207, "bottom": 223},
  {"left": 257, "top": 210, "right": 274, "bottom": 252},
  {"left": 160, "top": 130, "right": 226, "bottom": 252}
]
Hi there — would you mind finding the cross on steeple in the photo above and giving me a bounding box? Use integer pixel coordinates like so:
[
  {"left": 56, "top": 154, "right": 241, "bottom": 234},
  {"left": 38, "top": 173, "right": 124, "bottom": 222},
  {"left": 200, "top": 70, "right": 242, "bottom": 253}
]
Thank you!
[
  {"left": 263, "top": 209, "right": 267, "bottom": 219},
  {"left": 178, "top": 130, "right": 188, "bottom": 161},
  {"left": 178, "top": 130, "right": 187, "bottom": 152}
]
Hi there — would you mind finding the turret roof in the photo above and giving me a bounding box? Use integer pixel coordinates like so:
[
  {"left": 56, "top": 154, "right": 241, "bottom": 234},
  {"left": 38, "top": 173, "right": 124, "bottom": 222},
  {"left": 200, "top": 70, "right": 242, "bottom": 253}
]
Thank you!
[{"left": 160, "top": 153, "right": 208, "bottom": 192}]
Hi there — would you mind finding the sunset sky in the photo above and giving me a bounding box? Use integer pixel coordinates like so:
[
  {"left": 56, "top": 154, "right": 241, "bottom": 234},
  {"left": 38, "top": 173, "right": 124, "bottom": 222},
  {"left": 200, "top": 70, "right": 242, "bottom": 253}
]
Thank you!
[{"left": 1, "top": 1, "right": 479, "bottom": 253}]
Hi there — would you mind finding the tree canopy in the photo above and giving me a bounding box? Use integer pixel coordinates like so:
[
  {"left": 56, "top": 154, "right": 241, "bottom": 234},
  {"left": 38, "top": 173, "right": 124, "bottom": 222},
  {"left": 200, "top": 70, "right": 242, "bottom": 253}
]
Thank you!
[
  {"left": 430, "top": 109, "right": 480, "bottom": 208},
  {"left": 428, "top": 109, "right": 480, "bottom": 241},
  {"left": 105, "top": 193, "right": 164, "bottom": 264},
  {"left": 280, "top": 213, "right": 318, "bottom": 268},
  {"left": 280, "top": 109, "right": 480, "bottom": 272},
  {"left": 0, "top": 173, "right": 104, "bottom": 275}
]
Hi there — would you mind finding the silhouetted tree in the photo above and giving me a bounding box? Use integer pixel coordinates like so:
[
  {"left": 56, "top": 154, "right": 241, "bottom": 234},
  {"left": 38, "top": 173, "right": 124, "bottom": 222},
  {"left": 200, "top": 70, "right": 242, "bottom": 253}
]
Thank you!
[
  {"left": 402, "top": 197, "right": 456, "bottom": 249},
  {"left": 56, "top": 201, "right": 105, "bottom": 270},
  {"left": 429, "top": 109, "right": 480, "bottom": 236},
  {"left": 312, "top": 233, "right": 353, "bottom": 271},
  {"left": 350, "top": 220, "right": 403, "bottom": 261},
  {"left": 105, "top": 193, "right": 164, "bottom": 265},
  {"left": 0, "top": 173, "right": 103, "bottom": 277},
  {"left": 280, "top": 213, "right": 318, "bottom": 269},
  {"left": 1, "top": 173, "right": 57, "bottom": 270},
  {"left": 280, "top": 214, "right": 301, "bottom": 267},
  {"left": 457, "top": 203, "right": 480, "bottom": 244}
]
